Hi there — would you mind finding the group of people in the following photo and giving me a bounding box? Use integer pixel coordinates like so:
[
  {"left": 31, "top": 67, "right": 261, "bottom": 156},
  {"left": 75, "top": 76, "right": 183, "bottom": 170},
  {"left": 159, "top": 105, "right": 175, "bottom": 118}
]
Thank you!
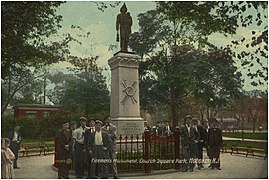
[
  {"left": 1, "top": 125, "right": 22, "bottom": 179},
  {"left": 2, "top": 115, "right": 223, "bottom": 179},
  {"left": 146, "top": 122, "right": 172, "bottom": 136},
  {"left": 180, "top": 115, "right": 223, "bottom": 172},
  {"left": 55, "top": 115, "right": 118, "bottom": 179}
]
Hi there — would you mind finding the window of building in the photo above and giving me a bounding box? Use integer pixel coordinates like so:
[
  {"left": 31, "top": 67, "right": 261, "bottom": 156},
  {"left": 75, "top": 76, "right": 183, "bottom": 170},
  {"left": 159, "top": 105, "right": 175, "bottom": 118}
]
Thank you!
[
  {"left": 26, "top": 111, "right": 36, "bottom": 119},
  {"left": 43, "top": 112, "right": 49, "bottom": 118}
]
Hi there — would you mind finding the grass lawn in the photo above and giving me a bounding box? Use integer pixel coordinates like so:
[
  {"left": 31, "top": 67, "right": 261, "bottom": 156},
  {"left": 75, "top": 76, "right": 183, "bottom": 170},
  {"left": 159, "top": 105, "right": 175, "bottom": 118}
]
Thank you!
[{"left": 222, "top": 132, "right": 268, "bottom": 140}]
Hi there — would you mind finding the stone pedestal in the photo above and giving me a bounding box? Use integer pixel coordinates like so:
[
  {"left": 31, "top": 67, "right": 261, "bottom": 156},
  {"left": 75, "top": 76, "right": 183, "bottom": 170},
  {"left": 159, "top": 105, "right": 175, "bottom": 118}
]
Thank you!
[{"left": 108, "top": 52, "right": 144, "bottom": 136}]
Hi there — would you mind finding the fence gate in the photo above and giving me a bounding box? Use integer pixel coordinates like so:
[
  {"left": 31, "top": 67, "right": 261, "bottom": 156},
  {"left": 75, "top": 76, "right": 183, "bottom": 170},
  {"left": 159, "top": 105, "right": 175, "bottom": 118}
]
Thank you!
[{"left": 116, "top": 130, "right": 182, "bottom": 173}]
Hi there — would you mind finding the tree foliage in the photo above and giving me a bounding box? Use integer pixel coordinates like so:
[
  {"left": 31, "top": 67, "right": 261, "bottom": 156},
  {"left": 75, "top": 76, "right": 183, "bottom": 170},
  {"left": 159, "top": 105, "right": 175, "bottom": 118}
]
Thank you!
[
  {"left": 1, "top": 2, "right": 73, "bottom": 115},
  {"left": 48, "top": 57, "right": 110, "bottom": 119},
  {"left": 1, "top": 67, "right": 45, "bottom": 115},
  {"left": 235, "top": 92, "right": 268, "bottom": 133},
  {"left": 1, "top": 2, "right": 69, "bottom": 78},
  {"left": 155, "top": 1, "right": 268, "bottom": 87},
  {"left": 130, "top": 3, "right": 243, "bottom": 127}
]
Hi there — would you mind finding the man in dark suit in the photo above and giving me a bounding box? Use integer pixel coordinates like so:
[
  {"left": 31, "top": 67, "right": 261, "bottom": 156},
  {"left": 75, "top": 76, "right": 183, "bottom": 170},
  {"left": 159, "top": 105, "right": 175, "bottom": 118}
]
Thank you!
[
  {"left": 207, "top": 118, "right": 223, "bottom": 170},
  {"left": 163, "top": 122, "right": 172, "bottom": 136},
  {"left": 84, "top": 119, "right": 96, "bottom": 179},
  {"left": 88, "top": 120, "right": 112, "bottom": 179},
  {"left": 8, "top": 126, "right": 22, "bottom": 169},
  {"left": 102, "top": 115, "right": 118, "bottom": 179},
  {"left": 73, "top": 117, "right": 87, "bottom": 178},
  {"left": 192, "top": 119, "right": 208, "bottom": 169},
  {"left": 56, "top": 121, "right": 72, "bottom": 179},
  {"left": 180, "top": 115, "right": 200, "bottom": 172}
]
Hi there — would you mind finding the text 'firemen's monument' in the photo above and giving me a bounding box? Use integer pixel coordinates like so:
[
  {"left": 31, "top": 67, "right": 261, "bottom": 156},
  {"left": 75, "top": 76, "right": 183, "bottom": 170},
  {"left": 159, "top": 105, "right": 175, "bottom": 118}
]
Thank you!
[{"left": 108, "top": 3, "right": 144, "bottom": 136}]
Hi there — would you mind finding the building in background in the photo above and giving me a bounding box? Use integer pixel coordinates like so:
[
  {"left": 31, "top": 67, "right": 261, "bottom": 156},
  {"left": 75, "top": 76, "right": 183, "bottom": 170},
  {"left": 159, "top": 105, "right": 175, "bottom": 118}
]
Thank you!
[{"left": 13, "top": 104, "right": 61, "bottom": 119}]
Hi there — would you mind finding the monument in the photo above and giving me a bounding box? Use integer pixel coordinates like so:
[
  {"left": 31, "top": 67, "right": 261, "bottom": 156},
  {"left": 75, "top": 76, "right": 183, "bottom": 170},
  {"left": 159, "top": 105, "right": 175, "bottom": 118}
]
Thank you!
[{"left": 108, "top": 3, "right": 144, "bottom": 136}]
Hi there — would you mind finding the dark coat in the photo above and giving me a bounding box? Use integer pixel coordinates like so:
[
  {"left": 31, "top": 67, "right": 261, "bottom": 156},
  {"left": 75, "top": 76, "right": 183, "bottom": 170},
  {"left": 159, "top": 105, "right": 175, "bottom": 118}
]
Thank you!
[
  {"left": 8, "top": 131, "right": 22, "bottom": 142},
  {"left": 84, "top": 128, "right": 95, "bottom": 151},
  {"left": 56, "top": 129, "right": 72, "bottom": 158},
  {"left": 102, "top": 124, "right": 117, "bottom": 150},
  {"left": 181, "top": 125, "right": 200, "bottom": 150},
  {"left": 196, "top": 125, "right": 207, "bottom": 147},
  {"left": 88, "top": 131, "right": 112, "bottom": 152},
  {"left": 163, "top": 126, "right": 172, "bottom": 136},
  {"left": 8, "top": 131, "right": 22, "bottom": 151},
  {"left": 207, "top": 127, "right": 223, "bottom": 148}
]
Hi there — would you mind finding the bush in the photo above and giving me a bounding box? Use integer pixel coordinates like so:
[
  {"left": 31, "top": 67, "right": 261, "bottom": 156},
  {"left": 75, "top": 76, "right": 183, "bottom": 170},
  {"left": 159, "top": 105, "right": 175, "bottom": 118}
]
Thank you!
[
  {"left": 1, "top": 109, "right": 110, "bottom": 140},
  {"left": 1, "top": 109, "right": 76, "bottom": 139},
  {"left": 1, "top": 116, "right": 38, "bottom": 139}
]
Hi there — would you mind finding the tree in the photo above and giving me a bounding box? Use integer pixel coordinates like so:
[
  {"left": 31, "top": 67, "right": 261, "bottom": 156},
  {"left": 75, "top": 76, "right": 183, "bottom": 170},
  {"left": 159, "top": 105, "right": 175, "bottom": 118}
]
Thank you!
[
  {"left": 235, "top": 95, "right": 268, "bottom": 133},
  {"left": 48, "top": 56, "right": 110, "bottom": 118},
  {"left": 1, "top": 2, "right": 72, "bottom": 115},
  {"left": 1, "top": 2, "right": 68, "bottom": 78},
  {"left": 1, "top": 67, "right": 45, "bottom": 115},
  {"left": 156, "top": 1, "right": 268, "bottom": 87},
  {"left": 216, "top": 2, "right": 268, "bottom": 87},
  {"left": 130, "top": 5, "right": 242, "bottom": 128}
]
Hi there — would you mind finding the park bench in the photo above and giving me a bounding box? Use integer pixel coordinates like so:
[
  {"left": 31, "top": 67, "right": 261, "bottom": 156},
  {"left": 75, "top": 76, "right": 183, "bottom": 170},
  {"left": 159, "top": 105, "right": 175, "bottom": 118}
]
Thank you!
[
  {"left": 230, "top": 144, "right": 267, "bottom": 160},
  {"left": 221, "top": 143, "right": 228, "bottom": 153},
  {"left": 20, "top": 146, "right": 29, "bottom": 157},
  {"left": 230, "top": 144, "right": 240, "bottom": 154},
  {"left": 19, "top": 142, "right": 54, "bottom": 157},
  {"left": 38, "top": 142, "right": 50, "bottom": 156},
  {"left": 245, "top": 146, "right": 268, "bottom": 160}
]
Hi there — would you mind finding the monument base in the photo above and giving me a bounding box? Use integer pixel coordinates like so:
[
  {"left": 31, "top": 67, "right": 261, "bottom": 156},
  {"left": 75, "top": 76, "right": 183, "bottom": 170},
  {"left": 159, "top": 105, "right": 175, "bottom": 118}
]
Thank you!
[{"left": 112, "top": 117, "right": 144, "bottom": 136}]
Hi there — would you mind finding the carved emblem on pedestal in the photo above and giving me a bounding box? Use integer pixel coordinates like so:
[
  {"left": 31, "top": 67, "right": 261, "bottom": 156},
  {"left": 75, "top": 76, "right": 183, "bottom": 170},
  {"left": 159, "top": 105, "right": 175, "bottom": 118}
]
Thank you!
[{"left": 120, "top": 79, "right": 137, "bottom": 105}]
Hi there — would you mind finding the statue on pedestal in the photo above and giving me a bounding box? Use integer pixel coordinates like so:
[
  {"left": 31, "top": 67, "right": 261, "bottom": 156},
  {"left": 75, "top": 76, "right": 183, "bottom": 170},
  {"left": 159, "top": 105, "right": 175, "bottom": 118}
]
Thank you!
[{"left": 116, "top": 3, "right": 132, "bottom": 52}]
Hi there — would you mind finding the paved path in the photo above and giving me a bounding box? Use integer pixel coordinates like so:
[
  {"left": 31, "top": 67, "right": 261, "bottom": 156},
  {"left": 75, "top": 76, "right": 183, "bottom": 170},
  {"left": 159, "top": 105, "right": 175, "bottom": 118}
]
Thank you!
[{"left": 14, "top": 153, "right": 267, "bottom": 179}]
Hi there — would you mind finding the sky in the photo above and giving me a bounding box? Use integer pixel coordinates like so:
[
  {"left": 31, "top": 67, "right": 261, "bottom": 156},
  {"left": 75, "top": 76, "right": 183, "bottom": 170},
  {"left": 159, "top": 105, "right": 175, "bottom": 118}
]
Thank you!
[{"left": 49, "top": 1, "right": 268, "bottom": 92}]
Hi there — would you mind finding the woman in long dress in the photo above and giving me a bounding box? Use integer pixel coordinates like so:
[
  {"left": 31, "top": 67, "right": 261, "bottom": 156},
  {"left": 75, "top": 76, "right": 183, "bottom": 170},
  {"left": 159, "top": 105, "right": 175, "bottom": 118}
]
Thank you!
[
  {"left": 4, "top": 138, "right": 15, "bottom": 178},
  {"left": 1, "top": 138, "right": 12, "bottom": 179}
]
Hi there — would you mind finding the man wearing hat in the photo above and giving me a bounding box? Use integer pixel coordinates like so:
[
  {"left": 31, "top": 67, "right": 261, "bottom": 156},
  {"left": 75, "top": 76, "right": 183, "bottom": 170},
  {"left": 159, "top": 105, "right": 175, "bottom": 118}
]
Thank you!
[
  {"left": 102, "top": 115, "right": 118, "bottom": 179},
  {"left": 88, "top": 120, "right": 112, "bottom": 179},
  {"left": 8, "top": 125, "right": 22, "bottom": 169},
  {"left": 73, "top": 117, "right": 87, "bottom": 178},
  {"left": 192, "top": 119, "right": 208, "bottom": 169},
  {"left": 84, "top": 119, "right": 96, "bottom": 178},
  {"left": 56, "top": 121, "right": 72, "bottom": 179},
  {"left": 163, "top": 122, "right": 172, "bottom": 136},
  {"left": 180, "top": 115, "right": 200, "bottom": 172},
  {"left": 69, "top": 121, "right": 77, "bottom": 163},
  {"left": 207, "top": 118, "right": 223, "bottom": 170}
]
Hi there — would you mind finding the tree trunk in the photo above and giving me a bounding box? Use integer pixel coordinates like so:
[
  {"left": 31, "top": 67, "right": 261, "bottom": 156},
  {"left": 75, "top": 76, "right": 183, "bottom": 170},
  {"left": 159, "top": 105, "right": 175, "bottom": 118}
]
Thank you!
[
  {"left": 252, "top": 118, "right": 256, "bottom": 133},
  {"left": 43, "top": 74, "right": 46, "bottom": 104},
  {"left": 206, "top": 107, "right": 210, "bottom": 120},
  {"left": 1, "top": 80, "right": 23, "bottom": 115},
  {"left": 200, "top": 109, "right": 204, "bottom": 121},
  {"left": 170, "top": 86, "right": 177, "bottom": 129}
]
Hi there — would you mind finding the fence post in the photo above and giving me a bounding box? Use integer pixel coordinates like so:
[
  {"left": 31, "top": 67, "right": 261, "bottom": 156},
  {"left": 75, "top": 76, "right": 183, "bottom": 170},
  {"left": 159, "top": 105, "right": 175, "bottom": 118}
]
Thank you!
[
  {"left": 174, "top": 129, "right": 180, "bottom": 170},
  {"left": 144, "top": 130, "right": 151, "bottom": 173}
]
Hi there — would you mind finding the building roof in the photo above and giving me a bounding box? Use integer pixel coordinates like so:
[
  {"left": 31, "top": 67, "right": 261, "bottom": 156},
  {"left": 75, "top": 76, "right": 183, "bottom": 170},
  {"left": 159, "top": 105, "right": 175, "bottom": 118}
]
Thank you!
[
  {"left": 13, "top": 103, "right": 62, "bottom": 109},
  {"left": 218, "top": 118, "right": 237, "bottom": 122}
]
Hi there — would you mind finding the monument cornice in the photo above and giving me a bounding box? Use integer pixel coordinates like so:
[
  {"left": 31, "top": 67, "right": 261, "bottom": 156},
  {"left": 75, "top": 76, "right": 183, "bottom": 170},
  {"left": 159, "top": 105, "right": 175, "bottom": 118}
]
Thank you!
[{"left": 108, "top": 53, "right": 141, "bottom": 70}]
